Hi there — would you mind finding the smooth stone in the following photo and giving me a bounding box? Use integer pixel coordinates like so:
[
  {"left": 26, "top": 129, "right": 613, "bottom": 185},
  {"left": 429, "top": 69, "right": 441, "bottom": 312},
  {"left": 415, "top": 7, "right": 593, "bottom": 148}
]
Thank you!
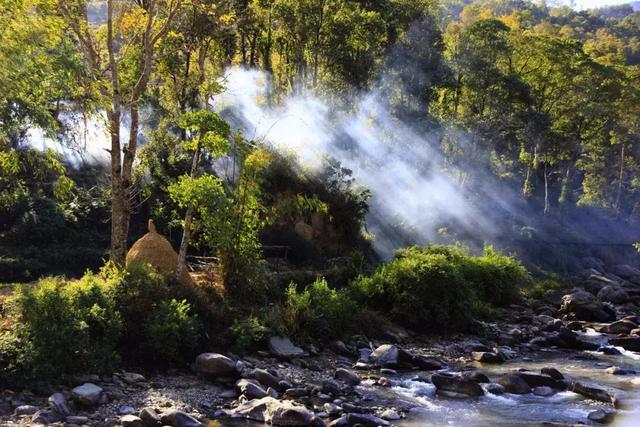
[
  {"left": 72, "top": 383, "right": 103, "bottom": 406},
  {"left": 268, "top": 336, "right": 307, "bottom": 359},
  {"left": 48, "top": 392, "right": 70, "bottom": 417},
  {"left": 334, "top": 368, "right": 360, "bottom": 386},
  {"left": 121, "top": 415, "right": 145, "bottom": 427},
  {"left": 194, "top": 353, "right": 239, "bottom": 378}
]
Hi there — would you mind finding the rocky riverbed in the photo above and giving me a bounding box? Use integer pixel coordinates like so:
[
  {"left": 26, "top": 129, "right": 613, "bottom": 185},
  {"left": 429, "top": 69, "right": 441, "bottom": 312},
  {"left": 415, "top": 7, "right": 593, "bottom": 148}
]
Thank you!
[{"left": 3, "top": 260, "right": 640, "bottom": 426}]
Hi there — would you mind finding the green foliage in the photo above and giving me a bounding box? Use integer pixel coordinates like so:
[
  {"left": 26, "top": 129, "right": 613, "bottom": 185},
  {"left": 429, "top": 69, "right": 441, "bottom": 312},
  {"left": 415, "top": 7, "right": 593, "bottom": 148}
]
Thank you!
[
  {"left": 464, "top": 245, "right": 531, "bottom": 306},
  {"left": 230, "top": 316, "right": 269, "bottom": 353},
  {"left": 271, "top": 278, "right": 359, "bottom": 342},
  {"left": 350, "top": 245, "right": 476, "bottom": 332},
  {"left": 8, "top": 265, "right": 123, "bottom": 381},
  {"left": 524, "top": 279, "right": 568, "bottom": 300},
  {"left": 0, "top": 262, "right": 203, "bottom": 385},
  {"left": 350, "top": 245, "right": 529, "bottom": 332},
  {"left": 143, "top": 299, "right": 200, "bottom": 367}
]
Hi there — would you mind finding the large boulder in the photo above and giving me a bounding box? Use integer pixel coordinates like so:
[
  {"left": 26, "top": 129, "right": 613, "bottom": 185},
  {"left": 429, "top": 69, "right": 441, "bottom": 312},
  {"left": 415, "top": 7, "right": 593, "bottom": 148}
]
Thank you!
[
  {"left": 250, "top": 369, "right": 281, "bottom": 391},
  {"left": 610, "top": 264, "right": 640, "bottom": 281},
  {"left": 369, "top": 344, "right": 399, "bottom": 367},
  {"left": 71, "top": 383, "right": 103, "bottom": 406},
  {"left": 194, "top": 353, "right": 239, "bottom": 379},
  {"left": 496, "top": 374, "right": 531, "bottom": 394},
  {"left": 160, "top": 410, "right": 203, "bottom": 427},
  {"left": 268, "top": 337, "right": 307, "bottom": 360},
  {"left": 430, "top": 373, "right": 484, "bottom": 398},
  {"left": 513, "top": 372, "right": 566, "bottom": 390},
  {"left": 230, "top": 396, "right": 314, "bottom": 426},
  {"left": 609, "top": 336, "right": 640, "bottom": 351},
  {"left": 597, "top": 286, "right": 630, "bottom": 305},
  {"left": 601, "top": 320, "right": 638, "bottom": 335},
  {"left": 334, "top": 368, "right": 360, "bottom": 386},
  {"left": 236, "top": 378, "right": 268, "bottom": 399},
  {"left": 559, "top": 290, "right": 615, "bottom": 322},
  {"left": 569, "top": 382, "right": 614, "bottom": 404},
  {"left": 398, "top": 349, "right": 444, "bottom": 370}
]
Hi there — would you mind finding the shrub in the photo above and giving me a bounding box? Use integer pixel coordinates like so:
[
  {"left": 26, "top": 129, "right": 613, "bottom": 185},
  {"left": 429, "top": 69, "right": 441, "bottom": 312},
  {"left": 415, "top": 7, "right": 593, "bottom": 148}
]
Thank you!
[
  {"left": 524, "top": 279, "right": 567, "bottom": 300},
  {"left": 349, "top": 245, "right": 529, "bottom": 332},
  {"left": 350, "top": 246, "right": 477, "bottom": 333},
  {"left": 10, "top": 266, "right": 123, "bottom": 380},
  {"left": 271, "top": 278, "right": 359, "bottom": 342},
  {"left": 464, "top": 245, "right": 530, "bottom": 307},
  {"left": 230, "top": 316, "right": 269, "bottom": 352},
  {"left": 142, "top": 299, "right": 200, "bottom": 366}
]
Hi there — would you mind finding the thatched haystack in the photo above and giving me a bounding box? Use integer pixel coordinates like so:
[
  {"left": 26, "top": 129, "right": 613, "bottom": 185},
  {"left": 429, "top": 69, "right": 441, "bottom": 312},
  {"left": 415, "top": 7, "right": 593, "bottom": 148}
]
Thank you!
[{"left": 126, "top": 220, "right": 193, "bottom": 286}]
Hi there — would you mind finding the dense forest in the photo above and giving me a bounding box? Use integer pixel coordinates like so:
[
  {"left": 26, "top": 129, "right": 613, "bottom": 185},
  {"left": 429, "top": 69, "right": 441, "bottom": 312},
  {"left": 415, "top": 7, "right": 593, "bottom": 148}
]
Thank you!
[{"left": 2, "top": 0, "right": 640, "bottom": 281}]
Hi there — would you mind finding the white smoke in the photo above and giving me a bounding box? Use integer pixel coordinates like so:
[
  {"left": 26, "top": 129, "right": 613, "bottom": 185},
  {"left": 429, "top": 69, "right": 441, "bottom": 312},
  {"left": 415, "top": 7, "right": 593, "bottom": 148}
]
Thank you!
[
  {"left": 212, "top": 67, "right": 497, "bottom": 256},
  {"left": 25, "top": 112, "right": 112, "bottom": 164}
]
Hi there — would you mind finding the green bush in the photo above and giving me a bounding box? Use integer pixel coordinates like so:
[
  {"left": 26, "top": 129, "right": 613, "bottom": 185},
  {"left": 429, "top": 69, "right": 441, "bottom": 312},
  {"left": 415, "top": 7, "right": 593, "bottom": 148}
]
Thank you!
[
  {"left": 350, "top": 246, "right": 477, "bottom": 332},
  {"left": 10, "top": 266, "right": 123, "bottom": 380},
  {"left": 230, "top": 316, "right": 269, "bottom": 352},
  {"left": 142, "top": 299, "right": 200, "bottom": 367},
  {"left": 524, "top": 279, "right": 567, "bottom": 299},
  {"left": 271, "top": 278, "right": 359, "bottom": 342},
  {"left": 0, "top": 262, "right": 204, "bottom": 385},
  {"left": 350, "top": 245, "right": 529, "bottom": 332},
  {"left": 464, "top": 245, "right": 531, "bottom": 307}
]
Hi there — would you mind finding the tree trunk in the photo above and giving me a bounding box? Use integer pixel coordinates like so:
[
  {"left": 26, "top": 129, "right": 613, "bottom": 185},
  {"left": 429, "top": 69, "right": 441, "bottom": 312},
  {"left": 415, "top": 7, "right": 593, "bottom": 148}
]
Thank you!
[
  {"left": 543, "top": 162, "right": 550, "bottom": 215},
  {"left": 176, "top": 140, "right": 202, "bottom": 276},
  {"left": 616, "top": 143, "right": 625, "bottom": 214}
]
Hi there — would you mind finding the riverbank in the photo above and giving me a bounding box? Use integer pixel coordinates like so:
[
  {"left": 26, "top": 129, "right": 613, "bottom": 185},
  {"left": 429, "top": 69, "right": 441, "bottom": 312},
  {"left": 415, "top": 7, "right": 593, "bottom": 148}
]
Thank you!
[{"left": 3, "top": 261, "right": 640, "bottom": 426}]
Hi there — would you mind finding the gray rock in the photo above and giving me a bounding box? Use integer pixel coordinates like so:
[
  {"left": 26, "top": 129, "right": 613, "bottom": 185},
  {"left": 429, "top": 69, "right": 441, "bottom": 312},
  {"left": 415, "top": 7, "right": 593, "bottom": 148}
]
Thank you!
[
  {"left": 194, "top": 353, "right": 239, "bottom": 378},
  {"left": 321, "top": 379, "right": 342, "bottom": 395},
  {"left": 484, "top": 383, "right": 505, "bottom": 395},
  {"left": 605, "top": 366, "right": 635, "bottom": 375},
  {"left": 14, "top": 405, "right": 39, "bottom": 415},
  {"left": 570, "top": 382, "right": 614, "bottom": 404},
  {"left": 118, "top": 371, "right": 147, "bottom": 384},
  {"left": 119, "top": 405, "right": 136, "bottom": 415},
  {"left": 513, "top": 372, "right": 566, "bottom": 390},
  {"left": 541, "top": 367, "right": 564, "bottom": 380},
  {"left": 334, "top": 368, "right": 360, "bottom": 386},
  {"left": 250, "top": 368, "right": 281, "bottom": 390},
  {"left": 496, "top": 374, "right": 531, "bottom": 394},
  {"left": 323, "top": 403, "right": 341, "bottom": 417},
  {"left": 328, "top": 416, "right": 348, "bottom": 427},
  {"left": 472, "top": 351, "right": 504, "bottom": 364},
  {"left": 269, "top": 337, "right": 307, "bottom": 359},
  {"left": 559, "top": 290, "right": 615, "bottom": 322},
  {"left": 160, "top": 410, "right": 203, "bottom": 427},
  {"left": 66, "top": 416, "right": 89, "bottom": 424},
  {"left": 610, "top": 264, "right": 640, "bottom": 280},
  {"left": 48, "top": 392, "right": 70, "bottom": 417},
  {"left": 285, "top": 388, "right": 308, "bottom": 398},
  {"left": 139, "top": 408, "right": 162, "bottom": 427},
  {"left": 431, "top": 373, "right": 484, "bottom": 398},
  {"left": 230, "top": 396, "right": 313, "bottom": 426},
  {"left": 601, "top": 320, "right": 638, "bottom": 334},
  {"left": 72, "top": 383, "right": 103, "bottom": 406},
  {"left": 31, "top": 410, "right": 62, "bottom": 425},
  {"left": 598, "top": 286, "right": 630, "bottom": 305},
  {"left": 121, "top": 415, "right": 145, "bottom": 427},
  {"left": 533, "top": 386, "right": 556, "bottom": 397},
  {"left": 588, "top": 409, "right": 614, "bottom": 423},
  {"left": 346, "top": 413, "right": 390, "bottom": 427},
  {"left": 609, "top": 336, "right": 640, "bottom": 351},
  {"left": 369, "top": 344, "right": 398, "bottom": 367},
  {"left": 461, "top": 371, "right": 490, "bottom": 383},
  {"left": 236, "top": 378, "right": 268, "bottom": 399},
  {"left": 380, "top": 409, "right": 401, "bottom": 421}
]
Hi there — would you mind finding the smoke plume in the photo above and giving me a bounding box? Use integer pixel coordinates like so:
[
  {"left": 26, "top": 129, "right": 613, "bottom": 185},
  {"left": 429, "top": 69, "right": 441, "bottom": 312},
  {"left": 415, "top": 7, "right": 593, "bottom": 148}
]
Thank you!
[{"left": 212, "top": 67, "right": 500, "bottom": 256}]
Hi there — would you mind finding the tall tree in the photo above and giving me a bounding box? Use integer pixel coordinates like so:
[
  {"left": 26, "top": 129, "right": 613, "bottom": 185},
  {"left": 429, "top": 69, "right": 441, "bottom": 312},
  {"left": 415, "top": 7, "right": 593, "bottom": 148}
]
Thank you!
[{"left": 56, "top": 0, "right": 184, "bottom": 264}]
